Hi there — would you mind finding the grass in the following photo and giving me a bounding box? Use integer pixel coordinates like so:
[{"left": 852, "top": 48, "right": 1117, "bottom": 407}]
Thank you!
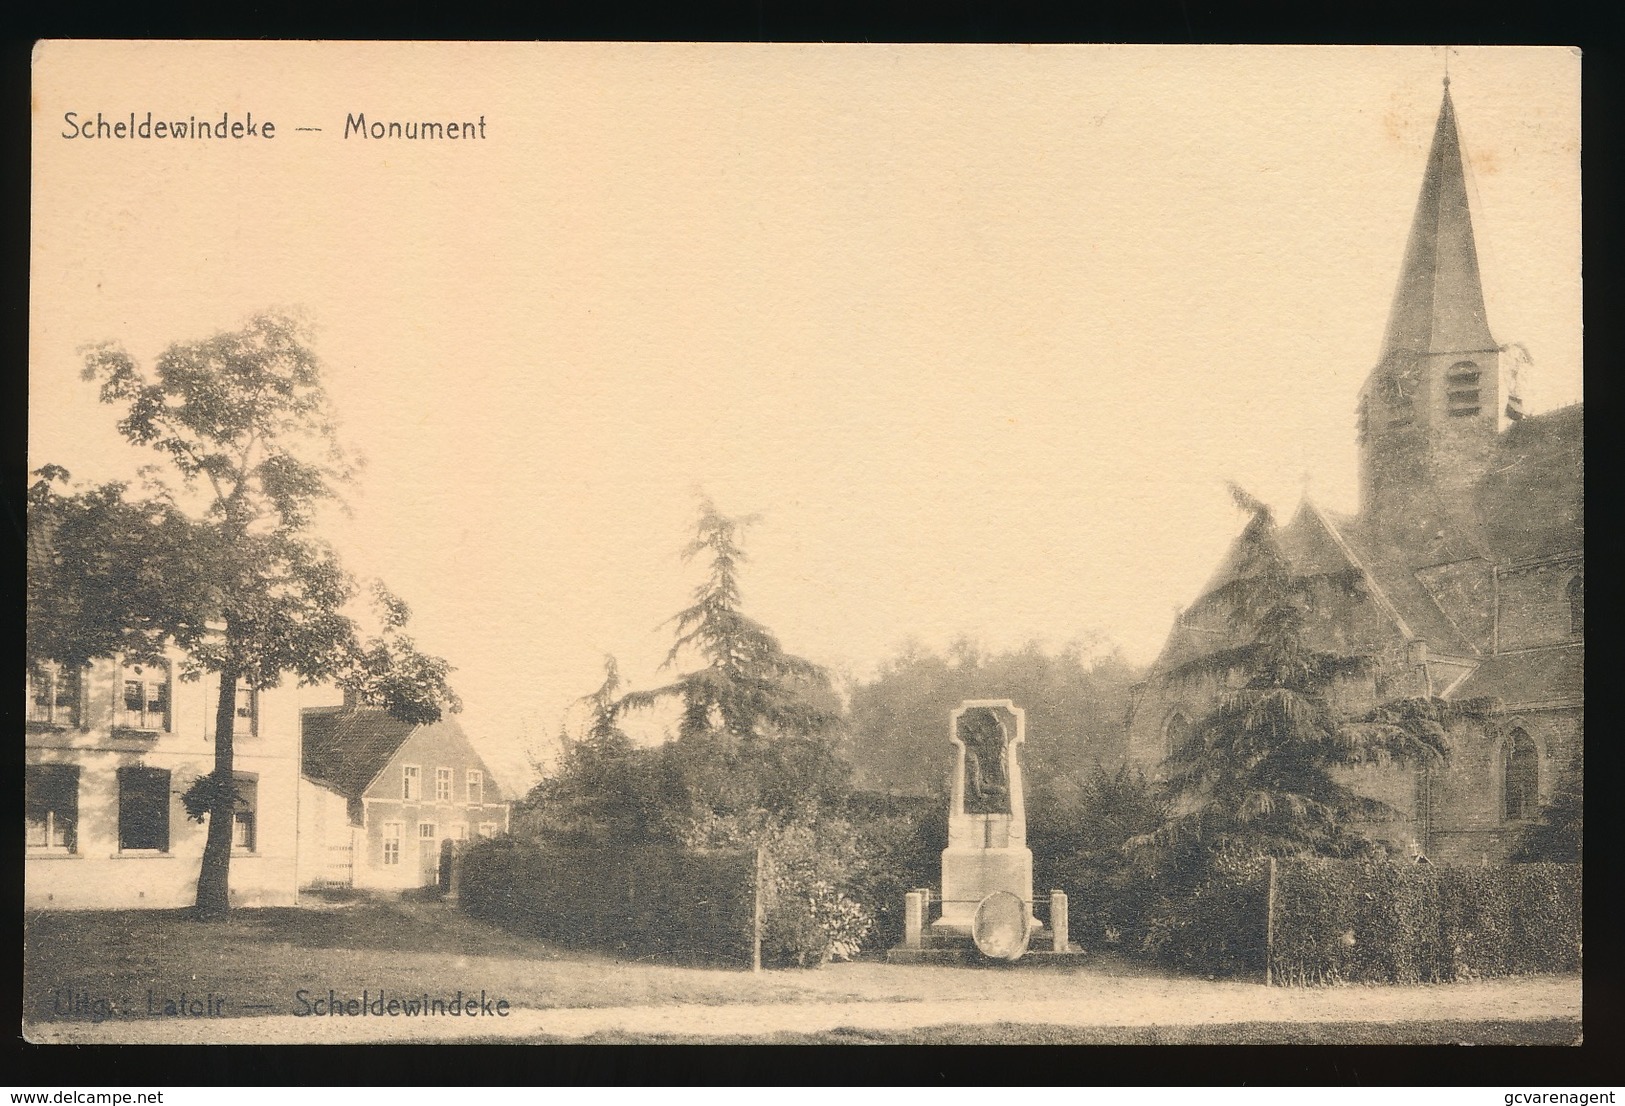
[
  {"left": 25, "top": 897, "right": 1582, "bottom": 1044},
  {"left": 539, "top": 1018, "right": 1583, "bottom": 1045},
  {"left": 23, "top": 897, "right": 814, "bottom": 1021}
]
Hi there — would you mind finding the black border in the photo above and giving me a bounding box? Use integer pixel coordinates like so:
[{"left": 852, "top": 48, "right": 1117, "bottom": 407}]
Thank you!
[{"left": 8, "top": 0, "right": 1621, "bottom": 1089}]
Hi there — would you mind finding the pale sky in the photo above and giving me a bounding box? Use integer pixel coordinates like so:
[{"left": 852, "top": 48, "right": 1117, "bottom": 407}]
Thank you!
[{"left": 30, "top": 44, "right": 1583, "bottom": 792}]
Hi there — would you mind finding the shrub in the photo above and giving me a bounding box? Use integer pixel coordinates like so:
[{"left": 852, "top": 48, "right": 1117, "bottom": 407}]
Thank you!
[
  {"left": 1040, "top": 765, "right": 1168, "bottom": 951},
  {"left": 1267, "top": 859, "right": 1580, "bottom": 985},
  {"left": 678, "top": 808, "right": 883, "bottom": 967},
  {"left": 1141, "top": 848, "right": 1269, "bottom": 977},
  {"left": 458, "top": 836, "right": 758, "bottom": 964}
]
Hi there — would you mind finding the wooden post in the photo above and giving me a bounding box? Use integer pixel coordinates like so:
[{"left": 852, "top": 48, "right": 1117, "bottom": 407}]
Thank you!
[
  {"left": 1050, "top": 890, "right": 1069, "bottom": 953},
  {"left": 752, "top": 846, "right": 764, "bottom": 973},
  {"left": 1264, "top": 856, "right": 1278, "bottom": 987}
]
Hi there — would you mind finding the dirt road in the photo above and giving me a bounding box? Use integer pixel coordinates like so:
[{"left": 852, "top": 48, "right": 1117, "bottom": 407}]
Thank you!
[{"left": 26, "top": 965, "right": 1580, "bottom": 1044}]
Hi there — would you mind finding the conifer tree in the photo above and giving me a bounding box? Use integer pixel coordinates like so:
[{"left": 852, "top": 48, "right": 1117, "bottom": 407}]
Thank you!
[{"left": 1137, "top": 485, "right": 1456, "bottom": 864}]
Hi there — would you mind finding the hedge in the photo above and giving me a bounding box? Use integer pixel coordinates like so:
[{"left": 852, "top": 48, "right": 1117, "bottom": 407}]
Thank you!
[
  {"left": 458, "top": 837, "right": 759, "bottom": 965},
  {"left": 1267, "top": 859, "right": 1581, "bottom": 985}
]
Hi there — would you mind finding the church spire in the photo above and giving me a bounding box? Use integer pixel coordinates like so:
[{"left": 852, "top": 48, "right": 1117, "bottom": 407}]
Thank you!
[{"left": 1380, "top": 80, "right": 1497, "bottom": 356}]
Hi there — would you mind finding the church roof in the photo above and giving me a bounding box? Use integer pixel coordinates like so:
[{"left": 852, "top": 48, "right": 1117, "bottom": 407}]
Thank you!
[
  {"left": 1380, "top": 82, "right": 1498, "bottom": 358},
  {"left": 1474, "top": 403, "right": 1584, "bottom": 562},
  {"left": 1451, "top": 641, "right": 1583, "bottom": 708}
]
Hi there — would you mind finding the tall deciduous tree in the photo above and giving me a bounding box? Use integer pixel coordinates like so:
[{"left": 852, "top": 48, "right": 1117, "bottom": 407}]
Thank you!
[
  {"left": 1137, "top": 485, "right": 1455, "bottom": 864},
  {"left": 35, "top": 311, "right": 458, "bottom": 918}
]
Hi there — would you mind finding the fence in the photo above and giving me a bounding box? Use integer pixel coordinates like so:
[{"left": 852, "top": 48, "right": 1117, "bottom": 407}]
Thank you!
[
  {"left": 1264, "top": 858, "right": 1581, "bottom": 985},
  {"left": 458, "top": 838, "right": 763, "bottom": 968}
]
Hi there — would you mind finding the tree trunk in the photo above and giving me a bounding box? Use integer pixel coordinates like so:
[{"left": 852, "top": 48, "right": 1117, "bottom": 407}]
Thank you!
[{"left": 194, "top": 664, "right": 239, "bottom": 919}]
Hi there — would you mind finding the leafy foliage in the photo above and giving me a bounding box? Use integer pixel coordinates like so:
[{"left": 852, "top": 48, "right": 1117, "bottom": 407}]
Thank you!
[
  {"left": 1041, "top": 765, "right": 1169, "bottom": 949},
  {"left": 33, "top": 312, "right": 458, "bottom": 917},
  {"left": 622, "top": 498, "right": 839, "bottom": 743},
  {"left": 1268, "top": 858, "right": 1581, "bottom": 984},
  {"left": 618, "top": 496, "right": 848, "bottom": 818}
]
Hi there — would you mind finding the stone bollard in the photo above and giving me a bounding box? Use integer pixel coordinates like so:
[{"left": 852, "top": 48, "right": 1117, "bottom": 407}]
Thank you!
[
  {"left": 1050, "top": 890, "right": 1069, "bottom": 952},
  {"left": 904, "top": 890, "right": 925, "bottom": 949}
]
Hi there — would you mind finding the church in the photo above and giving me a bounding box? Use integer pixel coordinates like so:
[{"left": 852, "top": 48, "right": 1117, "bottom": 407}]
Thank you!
[{"left": 1125, "top": 80, "right": 1582, "bottom": 865}]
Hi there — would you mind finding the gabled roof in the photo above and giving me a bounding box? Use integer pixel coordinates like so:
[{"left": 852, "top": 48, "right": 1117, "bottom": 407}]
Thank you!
[
  {"left": 1451, "top": 642, "right": 1583, "bottom": 708},
  {"left": 1381, "top": 82, "right": 1497, "bottom": 358},
  {"left": 302, "top": 705, "right": 419, "bottom": 796}
]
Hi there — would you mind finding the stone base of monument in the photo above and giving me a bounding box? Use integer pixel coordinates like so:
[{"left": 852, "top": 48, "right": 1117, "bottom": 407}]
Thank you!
[
  {"left": 886, "top": 885, "right": 1086, "bottom": 964},
  {"left": 886, "top": 928, "right": 1086, "bottom": 965}
]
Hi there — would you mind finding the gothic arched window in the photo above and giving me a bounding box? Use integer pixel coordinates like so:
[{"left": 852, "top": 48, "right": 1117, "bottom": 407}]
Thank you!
[
  {"left": 1164, "top": 711, "right": 1192, "bottom": 760},
  {"left": 1568, "top": 574, "right": 1583, "bottom": 635},
  {"left": 1503, "top": 728, "right": 1539, "bottom": 822}
]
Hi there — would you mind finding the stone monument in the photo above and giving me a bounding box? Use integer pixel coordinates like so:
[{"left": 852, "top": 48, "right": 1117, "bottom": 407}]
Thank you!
[
  {"left": 890, "top": 698, "right": 1081, "bottom": 963},
  {"left": 933, "top": 699, "right": 1034, "bottom": 936}
]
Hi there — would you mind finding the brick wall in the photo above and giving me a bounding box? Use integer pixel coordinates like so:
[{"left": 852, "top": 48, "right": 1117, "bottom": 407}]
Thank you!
[{"left": 1497, "top": 557, "right": 1583, "bottom": 651}]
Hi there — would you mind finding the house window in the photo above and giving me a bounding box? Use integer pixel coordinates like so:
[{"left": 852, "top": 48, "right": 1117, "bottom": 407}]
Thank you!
[
  {"left": 382, "top": 822, "right": 402, "bottom": 866},
  {"left": 235, "top": 683, "right": 258, "bottom": 735},
  {"left": 478, "top": 822, "right": 498, "bottom": 839},
  {"left": 27, "top": 664, "right": 82, "bottom": 727},
  {"left": 1503, "top": 729, "right": 1539, "bottom": 822},
  {"left": 451, "top": 823, "right": 468, "bottom": 842},
  {"left": 26, "top": 764, "right": 79, "bottom": 852},
  {"left": 233, "top": 773, "right": 258, "bottom": 852},
  {"left": 466, "top": 770, "right": 483, "bottom": 805},
  {"left": 402, "top": 765, "right": 421, "bottom": 801},
  {"left": 436, "top": 767, "right": 452, "bottom": 802},
  {"left": 117, "top": 766, "right": 171, "bottom": 851},
  {"left": 419, "top": 822, "right": 437, "bottom": 839},
  {"left": 120, "top": 662, "right": 171, "bottom": 731},
  {"left": 1569, "top": 574, "right": 1583, "bottom": 635}
]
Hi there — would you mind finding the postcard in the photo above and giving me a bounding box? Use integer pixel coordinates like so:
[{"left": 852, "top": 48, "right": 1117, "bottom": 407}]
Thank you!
[{"left": 26, "top": 42, "right": 1581, "bottom": 1046}]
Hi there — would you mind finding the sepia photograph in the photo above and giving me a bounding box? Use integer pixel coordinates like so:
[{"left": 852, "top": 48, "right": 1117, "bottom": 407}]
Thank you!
[{"left": 25, "top": 42, "right": 1581, "bottom": 1047}]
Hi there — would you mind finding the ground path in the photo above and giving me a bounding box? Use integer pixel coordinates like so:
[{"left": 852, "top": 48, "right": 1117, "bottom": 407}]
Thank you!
[{"left": 27, "top": 967, "right": 1580, "bottom": 1044}]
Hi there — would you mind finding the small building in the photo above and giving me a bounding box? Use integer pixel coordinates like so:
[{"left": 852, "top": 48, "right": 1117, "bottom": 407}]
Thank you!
[
  {"left": 298, "top": 702, "right": 511, "bottom": 891},
  {"left": 25, "top": 653, "right": 302, "bottom": 909}
]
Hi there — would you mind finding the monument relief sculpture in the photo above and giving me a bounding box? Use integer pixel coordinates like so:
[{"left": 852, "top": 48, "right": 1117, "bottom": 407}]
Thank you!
[{"left": 959, "top": 708, "right": 1011, "bottom": 815}]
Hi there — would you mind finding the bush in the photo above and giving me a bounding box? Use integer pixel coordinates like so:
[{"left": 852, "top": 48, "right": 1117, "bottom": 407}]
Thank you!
[
  {"left": 1040, "top": 765, "right": 1168, "bottom": 951},
  {"left": 678, "top": 808, "right": 891, "bottom": 967},
  {"left": 1141, "top": 849, "right": 1269, "bottom": 978},
  {"left": 1268, "top": 859, "right": 1581, "bottom": 985},
  {"left": 458, "top": 836, "right": 759, "bottom": 964}
]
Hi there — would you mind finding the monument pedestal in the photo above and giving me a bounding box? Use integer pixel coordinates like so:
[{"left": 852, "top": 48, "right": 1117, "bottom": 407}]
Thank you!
[{"left": 935, "top": 845, "right": 1034, "bottom": 931}]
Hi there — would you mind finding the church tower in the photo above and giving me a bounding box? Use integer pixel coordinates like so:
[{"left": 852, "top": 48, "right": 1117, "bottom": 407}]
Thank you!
[{"left": 1357, "top": 79, "right": 1524, "bottom": 525}]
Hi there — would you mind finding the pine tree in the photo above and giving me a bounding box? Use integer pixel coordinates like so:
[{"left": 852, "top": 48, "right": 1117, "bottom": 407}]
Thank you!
[
  {"left": 1138, "top": 486, "right": 1456, "bottom": 865},
  {"left": 619, "top": 496, "right": 844, "bottom": 818}
]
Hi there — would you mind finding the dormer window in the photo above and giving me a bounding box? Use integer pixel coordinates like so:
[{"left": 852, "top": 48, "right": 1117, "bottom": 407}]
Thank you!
[
  {"left": 120, "top": 662, "right": 171, "bottom": 732},
  {"left": 1446, "top": 361, "right": 1481, "bottom": 417}
]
